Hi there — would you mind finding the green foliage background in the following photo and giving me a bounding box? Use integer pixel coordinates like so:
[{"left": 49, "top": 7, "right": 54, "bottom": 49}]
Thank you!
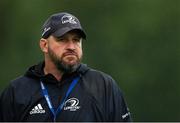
[{"left": 0, "top": 0, "right": 180, "bottom": 121}]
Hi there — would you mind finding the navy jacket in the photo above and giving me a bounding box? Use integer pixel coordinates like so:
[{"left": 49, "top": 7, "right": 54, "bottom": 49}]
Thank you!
[{"left": 0, "top": 62, "right": 132, "bottom": 122}]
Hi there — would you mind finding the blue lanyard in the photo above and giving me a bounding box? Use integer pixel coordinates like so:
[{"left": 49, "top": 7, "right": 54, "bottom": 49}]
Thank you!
[{"left": 40, "top": 76, "right": 80, "bottom": 122}]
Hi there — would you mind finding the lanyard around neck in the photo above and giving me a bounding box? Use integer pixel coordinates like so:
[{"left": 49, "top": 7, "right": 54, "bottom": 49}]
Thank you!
[{"left": 40, "top": 76, "right": 80, "bottom": 122}]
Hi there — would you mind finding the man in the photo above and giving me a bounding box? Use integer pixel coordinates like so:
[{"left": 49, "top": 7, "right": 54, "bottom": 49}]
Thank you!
[{"left": 0, "top": 12, "right": 132, "bottom": 122}]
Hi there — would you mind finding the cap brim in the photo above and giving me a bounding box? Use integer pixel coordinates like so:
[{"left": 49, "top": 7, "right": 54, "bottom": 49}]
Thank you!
[{"left": 52, "top": 27, "right": 86, "bottom": 39}]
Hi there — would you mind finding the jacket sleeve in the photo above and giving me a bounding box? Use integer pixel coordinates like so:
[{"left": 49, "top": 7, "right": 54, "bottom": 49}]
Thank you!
[
  {"left": 107, "top": 78, "right": 132, "bottom": 122},
  {"left": 0, "top": 84, "right": 16, "bottom": 121}
]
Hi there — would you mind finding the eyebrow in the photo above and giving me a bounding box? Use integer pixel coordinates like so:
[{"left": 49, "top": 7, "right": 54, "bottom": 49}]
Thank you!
[{"left": 58, "top": 34, "right": 82, "bottom": 39}]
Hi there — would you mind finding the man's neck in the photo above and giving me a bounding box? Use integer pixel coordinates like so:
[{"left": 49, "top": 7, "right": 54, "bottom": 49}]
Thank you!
[{"left": 44, "top": 61, "right": 63, "bottom": 81}]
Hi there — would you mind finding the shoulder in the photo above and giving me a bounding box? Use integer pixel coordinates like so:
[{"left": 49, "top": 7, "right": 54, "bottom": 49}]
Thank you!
[
  {"left": 10, "top": 75, "right": 39, "bottom": 90},
  {"left": 84, "top": 68, "right": 114, "bottom": 82},
  {"left": 83, "top": 68, "right": 120, "bottom": 89},
  {"left": 1, "top": 75, "right": 40, "bottom": 101},
  {"left": 79, "top": 64, "right": 116, "bottom": 86},
  {"left": 81, "top": 67, "right": 124, "bottom": 99}
]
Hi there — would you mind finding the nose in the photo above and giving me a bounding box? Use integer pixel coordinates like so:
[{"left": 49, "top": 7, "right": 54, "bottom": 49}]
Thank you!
[{"left": 66, "top": 40, "right": 76, "bottom": 50}]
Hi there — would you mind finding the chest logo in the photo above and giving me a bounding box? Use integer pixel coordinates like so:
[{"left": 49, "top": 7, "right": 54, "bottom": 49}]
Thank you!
[
  {"left": 29, "top": 103, "right": 45, "bottom": 115},
  {"left": 64, "top": 98, "right": 80, "bottom": 111}
]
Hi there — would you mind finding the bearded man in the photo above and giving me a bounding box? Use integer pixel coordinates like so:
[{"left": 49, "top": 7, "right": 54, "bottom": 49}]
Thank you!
[{"left": 0, "top": 12, "right": 132, "bottom": 122}]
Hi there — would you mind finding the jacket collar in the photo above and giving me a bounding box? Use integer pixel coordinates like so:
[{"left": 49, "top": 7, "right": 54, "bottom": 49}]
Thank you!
[{"left": 25, "top": 61, "right": 89, "bottom": 84}]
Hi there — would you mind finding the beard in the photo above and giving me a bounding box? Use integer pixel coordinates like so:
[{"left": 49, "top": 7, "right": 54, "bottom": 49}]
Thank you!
[{"left": 48, "top": 47, "right": 82, "bottom": 74}]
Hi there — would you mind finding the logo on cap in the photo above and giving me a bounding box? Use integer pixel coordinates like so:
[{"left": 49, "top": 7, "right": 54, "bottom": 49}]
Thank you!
[
  {"left": 61, "top": 14, "right": 77, "bottom": 24},
  {"left": 42, "top": 27, "right": 51, "bottom": 36}
]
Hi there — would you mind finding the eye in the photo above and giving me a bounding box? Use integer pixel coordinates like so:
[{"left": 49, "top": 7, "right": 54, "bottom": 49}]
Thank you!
[
  {"left": 56, "top": 37, "right": 66, "bottom": 42},
  {"left": 73, "top": 37, "right": 81, "bottom": 43}
]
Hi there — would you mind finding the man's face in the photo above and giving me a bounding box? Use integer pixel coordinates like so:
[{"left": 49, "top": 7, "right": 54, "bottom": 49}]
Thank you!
[{"left": 46, "top": 30, "right": 83, "bottom": 73}]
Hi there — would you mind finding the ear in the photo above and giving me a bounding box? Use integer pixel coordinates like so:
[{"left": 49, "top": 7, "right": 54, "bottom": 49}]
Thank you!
[{"left": 39, "top": 38, "right": 48, "bottom": 53}]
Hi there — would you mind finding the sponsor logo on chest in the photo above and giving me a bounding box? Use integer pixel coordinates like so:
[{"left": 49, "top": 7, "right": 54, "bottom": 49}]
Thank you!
[
  {"left": 63, "top": 98, "right": 80, "bottom": 111},
  {"left": 29, "top": 103, "right": 45, "bottom": 115}
]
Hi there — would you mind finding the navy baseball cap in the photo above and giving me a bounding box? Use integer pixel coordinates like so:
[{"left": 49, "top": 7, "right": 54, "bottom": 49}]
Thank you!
[{"left": 41, "top": 12, "right": 86, "bottom": 39}]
